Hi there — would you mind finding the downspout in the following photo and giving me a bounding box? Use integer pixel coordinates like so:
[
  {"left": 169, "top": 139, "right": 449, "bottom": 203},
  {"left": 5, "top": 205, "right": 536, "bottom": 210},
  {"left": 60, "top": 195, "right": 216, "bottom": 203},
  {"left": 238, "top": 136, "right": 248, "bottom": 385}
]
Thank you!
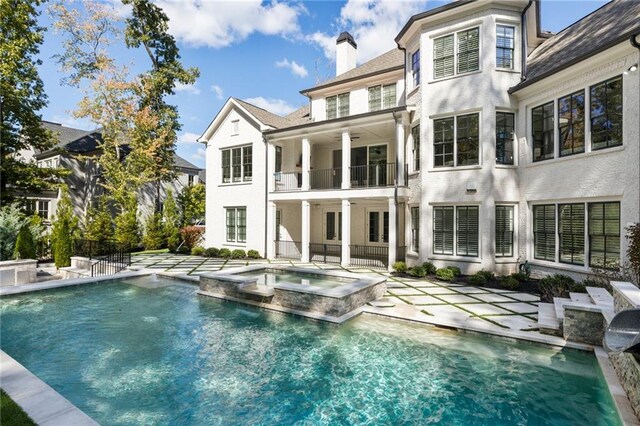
[
  {"left": 392, "top": 111, "right": 401, "bottom": 263},
  {"left": 263, "top": 134, "right": 268, "bottom": 258},
  {"left": 520, "top": 0, "right": 534, "bottom": 81},
  {"left": 631, "top": 34, "right": 640, "bottom": 215}
]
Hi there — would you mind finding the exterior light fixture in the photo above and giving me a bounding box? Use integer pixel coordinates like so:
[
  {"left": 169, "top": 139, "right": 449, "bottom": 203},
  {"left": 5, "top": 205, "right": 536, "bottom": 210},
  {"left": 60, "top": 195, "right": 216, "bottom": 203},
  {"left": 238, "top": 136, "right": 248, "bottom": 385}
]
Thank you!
[{"left": 623, "top": 63, "right": 638, "bottom": 74}]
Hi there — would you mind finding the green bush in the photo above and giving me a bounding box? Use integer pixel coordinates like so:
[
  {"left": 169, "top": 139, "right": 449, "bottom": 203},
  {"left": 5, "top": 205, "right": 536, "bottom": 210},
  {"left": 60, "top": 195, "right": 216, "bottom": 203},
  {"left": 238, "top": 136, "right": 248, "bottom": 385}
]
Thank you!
[
  {"left": 538, "top": 274, "right": 581, "bottom": 302},
  {"left": 468, "top": 273, "right": 488, "bottom": 287},
  {"left": 436, "top": 268, "right": 455, "bottom": 282},
  {"left": 446, "top": 266, "right": 461, "bottom": 277},
  {"left": 177, "top": 245, "right": 190, "bottom": 254},
  {"left": 191, "top": 246, "right": 205, "bottom": 256},
  {"left": 163, "top": 191, "right": 181, "bottom": 252},
  {"left": 392, "top": 261, "right": 407, "bottom": 273},
  {"left": 143, "top": 213, "right": 165, "bottom": 250},
  {"left": 52, "top": 187, "right": 79, "bottom": 268},
  {"left": 85, "top": 200, "right": 114, "bottom": 243},
  {"left": 421, "top": 262, "right": 437, "bottom": 275},
  {"left": 0, "top": 203, "right": 26, "bottom": 261},
  {"left": 13, "top": 224, "right": 36, "bottom": 259},
  {"left": 247, "top": 249, "right": 261, "bottom": 259},
  {"left": 219, "top": 248, "right": 232, "bottom": 259},
  {"left": 408, "top": 266, "right": 427, "bottom": 278},
  {"left": 115, "top": 208, "right": 140, "bottom": 249},
  {"left": 476, "top": 270, "right": 494, "bottom": 281},
  {"left": 204, "top": 247, "right": 219, "bottom": 257},
  {"left": 510, "top": 272, "right": 529, "bottom": 283},
  {"left": 500, "top": 276, "right": 520, "bottom": 290},
  {"left": 231, "top": 249, "right": 246, "bottom": 259}
]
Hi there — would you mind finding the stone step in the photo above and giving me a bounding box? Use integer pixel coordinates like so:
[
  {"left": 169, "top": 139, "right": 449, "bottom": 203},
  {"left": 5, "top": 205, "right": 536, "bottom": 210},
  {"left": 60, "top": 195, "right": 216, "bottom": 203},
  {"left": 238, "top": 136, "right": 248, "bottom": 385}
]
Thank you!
[
  {"left": 586, "top": 286, "right": 614, "bottom": 308},
  {"left": 553, "top": 297, "right": 571, "bottom": 321},
  {"left": 570, "top": 292, "right": 592, "bottom": 304},
  {"left": 60, "top": 267, "right": 91, "bottom": 279},
  {"left": 538, "top": 303, "right": 561, "bottom": 333}
]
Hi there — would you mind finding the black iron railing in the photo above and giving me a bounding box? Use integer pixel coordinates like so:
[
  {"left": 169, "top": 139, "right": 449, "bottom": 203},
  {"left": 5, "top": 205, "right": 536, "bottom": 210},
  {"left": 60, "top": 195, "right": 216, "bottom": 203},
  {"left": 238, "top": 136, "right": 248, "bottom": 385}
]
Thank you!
[
  {"left": 309, "top": 242, "right": 342, "bottom": 264},
  {"left": 275, "top": 240, "right": 302, "bottom": 260},
  {"left": 91, "top": 249, "right": 131, "bottom": 277},
  {"left": 350, "top": 163, "right": 396, "bottom": 188},
  {"left": 74, "top": 239, "right": 132, "bottom": 277},
  {"left": 74, "top": 239, "right": 127, "bottom": 258},
  {"left": 349, "top": 245, "right": 388, "bottom": 268},
  {"left": 273, "top": 172, "right": 302, "bottom": 192},
  {"left": 37, "top": 240, "right": 53, "bottom": 262},
  {"left": 310, "top": 168, "right": 342, "bottom": 190}
]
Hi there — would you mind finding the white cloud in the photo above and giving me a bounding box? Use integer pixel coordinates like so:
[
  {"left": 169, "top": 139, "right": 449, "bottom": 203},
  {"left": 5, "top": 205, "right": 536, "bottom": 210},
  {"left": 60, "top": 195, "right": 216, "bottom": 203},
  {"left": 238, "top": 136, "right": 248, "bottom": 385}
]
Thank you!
[
  {"left": 308, "top": 0, "right": 429, "bottom": 64},
  {"left": 210, "top": 84, "right": 224, "bottom": 100},
  {"left": 191, "top": 148, "right": 206, "bottom": 163},
  {"left": 174, "top": 82, "right": 201, "bottom": 95},
  {"left": 155, "top": 0, "right": 303, "bottom": 48},
  {"left": 178, "top": 131, "right": 201, "bottom": 145},
  {"left": 275, "top": 58, "right": 308, "bottom": 78},
  {"left": 244, "top": 97, "right": 297, "bottom": 116}
]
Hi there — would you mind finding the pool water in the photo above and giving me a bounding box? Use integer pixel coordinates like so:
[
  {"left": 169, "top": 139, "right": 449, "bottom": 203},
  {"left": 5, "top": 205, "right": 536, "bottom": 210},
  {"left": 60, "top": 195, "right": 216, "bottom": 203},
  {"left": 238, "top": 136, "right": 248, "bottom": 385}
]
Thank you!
[
  {"left": 238, "top": 269, "right": 354, "bottom": 289},
  {"left": 0, "top": 277, "right": 621, "bottom": 425}
]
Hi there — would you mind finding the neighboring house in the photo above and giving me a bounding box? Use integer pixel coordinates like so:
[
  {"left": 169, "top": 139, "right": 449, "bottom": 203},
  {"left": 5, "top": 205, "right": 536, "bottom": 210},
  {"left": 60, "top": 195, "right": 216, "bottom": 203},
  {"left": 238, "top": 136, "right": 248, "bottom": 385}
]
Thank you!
[
  {"left": 200, "top": 0, "right": 640, "bottom": 276},
  {"left": 20, "top": 121, "right": 203, "bottom": 225}
]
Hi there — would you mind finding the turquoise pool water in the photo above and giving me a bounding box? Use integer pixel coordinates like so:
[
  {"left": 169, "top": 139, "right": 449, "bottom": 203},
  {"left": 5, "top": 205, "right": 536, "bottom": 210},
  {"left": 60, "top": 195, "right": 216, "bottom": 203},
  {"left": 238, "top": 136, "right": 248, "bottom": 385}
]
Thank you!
[{"left": 0, "top": 277, "right": 621, "bottom": 425}]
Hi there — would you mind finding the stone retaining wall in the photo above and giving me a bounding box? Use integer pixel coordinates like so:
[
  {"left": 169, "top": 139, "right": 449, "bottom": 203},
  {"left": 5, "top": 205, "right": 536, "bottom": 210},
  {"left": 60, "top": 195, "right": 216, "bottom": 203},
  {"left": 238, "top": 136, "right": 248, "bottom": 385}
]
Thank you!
[
  {"left": 0, "top": 260, "right": 37, "bottom": 286},
  {"left": 563, "top": 306, "right": 606, "bottom": 346}
]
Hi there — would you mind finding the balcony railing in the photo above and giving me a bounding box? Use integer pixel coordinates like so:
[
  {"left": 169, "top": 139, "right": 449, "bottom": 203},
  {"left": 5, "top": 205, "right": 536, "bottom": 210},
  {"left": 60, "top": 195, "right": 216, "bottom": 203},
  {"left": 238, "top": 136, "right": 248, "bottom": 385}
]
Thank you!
[
  {"left": 350, "top": 245, "right": 389, "bottom": 268},
  {"left": 309, "top": 242, "right": 341, "bottom": 264},
  {"left": 350, "top": 163, "right": 396, "bottom": 188},
  {"left": 274, "top": 172, "right": 301, "bottom": 192},
  {"left": 310, "top": 168, "right": 341, "bottom": 190}
]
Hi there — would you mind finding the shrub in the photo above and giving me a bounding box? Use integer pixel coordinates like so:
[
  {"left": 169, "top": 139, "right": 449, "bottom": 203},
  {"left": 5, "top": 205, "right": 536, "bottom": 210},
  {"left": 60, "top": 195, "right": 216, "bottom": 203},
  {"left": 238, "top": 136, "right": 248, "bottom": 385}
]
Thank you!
[
  {"left": 13, "top": 224, "right": 36, "bottom": 259},
  {"left": 85, "top": 200, "right": 114, "bottom": 243},
  {"left": 52, "top": 187, "right": 79, "bottom": 268},
  {"left": 500, "top": 276, "right": 520, "bottom": 290},
  {"left": 538, "top": 274, "right": 580, "bottom": 302},
  {"left": 231, "top": 249, "right": 246, "bottom": 259},
  {"left": 219, "top": 248, "right": 231, "bottom": 258},
  {"left": 476, "top": 270, "right": 494, "bottom": 282},
  {"left": 446, "top": 266, "right": 461, "bottom": 277},
  {"left": 179, "top": 226, "right": 204, "bottom": 250},
  {"left": 392, "top": 261, "right": 407, "bottom": 273},
  {"left": 204, "top": 247, "right": 219, "bottom": 258},
  {"left": 177, "top": 245, "right": 190, "bottom": 254},
  {"left": 408, "top": 266, "right": 427, "bottom": 278},
  {"left": 421, "top": 262, "right": 437, "bottom": 275},
  {"left": 115, "top": 208, "right": 140, "bottom": 248},
  {"left": 191, "top": 246, "right": 205, "bottom": 256},
  {"left": 163, "top": 191, "right": 181, "bottom": 252},
  {"left": 510, "top": 272, "right": 529, "bottom": 283},
  {"left": 0, "top": 203, "right": 24, "bottom": 261},
  {"left": 247, "top": 249, "right": 261, "bottom": 259},
  {"left": 143, "top": 213, "right": 165, "bottom": 250},
  {"left": 436, "top": 268, "right": 455, "bottom": 282},
  {"left": 468, "top": 273, "right": 487, "bottom": 287}
]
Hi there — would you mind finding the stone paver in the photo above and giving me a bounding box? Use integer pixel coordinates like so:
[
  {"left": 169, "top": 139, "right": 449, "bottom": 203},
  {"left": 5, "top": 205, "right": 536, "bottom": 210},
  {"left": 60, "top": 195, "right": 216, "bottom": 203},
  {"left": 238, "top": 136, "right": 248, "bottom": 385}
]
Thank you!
[
  {"left": 470, "top": 293, "right": 515, "bottom": 303},
  {"left": 495, "top": 302, "right": 539, "bottom": 314},
  {"left": 402, "top": 295, "right": 446, "bottom": 305},
  {"left": 435, "top": 294, "right": 480, "bottom": 304},
  {"left": 462, "top": 303, "right": 513, "bottom": 316}
]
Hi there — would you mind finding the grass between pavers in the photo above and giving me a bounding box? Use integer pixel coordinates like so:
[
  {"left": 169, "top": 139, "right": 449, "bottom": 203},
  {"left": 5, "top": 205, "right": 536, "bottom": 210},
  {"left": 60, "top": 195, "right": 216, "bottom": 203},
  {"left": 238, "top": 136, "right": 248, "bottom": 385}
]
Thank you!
[
  {"left": 0, "top": 389, "right": 36, "bottom": 426},
  {"left": 134, "top": 248, "right": 170, "bottom": 255}
]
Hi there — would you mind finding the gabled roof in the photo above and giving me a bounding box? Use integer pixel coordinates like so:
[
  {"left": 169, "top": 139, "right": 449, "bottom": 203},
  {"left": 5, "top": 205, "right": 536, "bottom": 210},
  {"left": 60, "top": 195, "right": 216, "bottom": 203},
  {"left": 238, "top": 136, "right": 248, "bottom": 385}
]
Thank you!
[
  {"left": 395, "top": 0, "right": 477, "bottom": 43},
  {"left": 510, "top": 0, "right": 640, "bottom": 93},
  {"left": 285, "top": 104, "right": 311, "bottom": 126},
  {"left": 233, "top": 98, "right": 296, "bottom": 129},
  {"left": 173, "top": 153, "right": 201, "bottom": 171},
  {"left": 300, "top": 48, "right": 404, "bottom": 94}
]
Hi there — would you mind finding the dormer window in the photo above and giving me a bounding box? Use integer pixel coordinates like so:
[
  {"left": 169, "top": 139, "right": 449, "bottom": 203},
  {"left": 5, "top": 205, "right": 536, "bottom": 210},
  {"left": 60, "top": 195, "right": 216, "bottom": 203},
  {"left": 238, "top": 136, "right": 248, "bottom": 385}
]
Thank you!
[
  {"left": 368, "top": 83, "right": 396, "bottom": 112},
  {"left": 326, "top": 92, "right": 349, "bottom": 119}
]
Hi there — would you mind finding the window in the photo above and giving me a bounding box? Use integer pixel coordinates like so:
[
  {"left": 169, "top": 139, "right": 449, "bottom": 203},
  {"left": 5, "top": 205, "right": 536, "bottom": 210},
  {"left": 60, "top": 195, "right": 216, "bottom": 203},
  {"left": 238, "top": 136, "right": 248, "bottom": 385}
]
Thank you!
[
  {"left": 457, "top": 28, "right": 480, "bottom": 74},
  {"left": 188, "top": 175, "right": 194, "bottom": 186},
  {"left": 533, "top": 205, "right": 556, "bottom": 261},
  {"left": 558, "top": 90, "right": 585, "bottom": 156},
  {"left": 433, "top": 35, "right": 454, "bottom": 79},
  {"left": 412, "top": 50, "right": 421, "bottom": 87},
  {"left": 232, "top": 120, "right": 239, "bottom": 135},
  {"left": 496, "top": 25, "right": 515, "bottom": 69},
  {"left": 225, "top": 207, "right": 246, "bottom": 243},
  {"left": 275, "top": 146, "right": 282, "bottom": 173},
  {"left": 221, "top": 146, "right": 252, "bottom": 183},
  {"left": 433, "top": 206, "right": 454, "bottom": 255},
  {"left": 532, "top": 101, "right": 554, "bottom": 161},
  {"left": 559, "top": 204, "right": 585, "bottom": 265},
  {"left": 411, "top": 207, "right": 419, "bottom": 253},
  {"left": 368, "top": 211, "right": 389, "bottom": 243},
  {"left": 456, "top": 206, "right": 479, "bottom": 256},
  {"left": 589, "top": 202, "right": 620, "bottom": 268},
  {"left": 327, "top": 212, "right": 336, "bottom": 240},
  {"left": 495, "top": 206, "right": 513, "bottom": 257},
  {"left": 25, "top": 199, "right": 49, "bottom": 219},
  {"left": 590, "top": 76, "right": 623, "bottom": 150},
  {"left": 326, "top": 93, "right": 350, "bottom": 119},
  {"left": 412, "top": 125, "right": 420, "bottom": 171},
  {"left": 368, "top": 83, "right": 396, "bottom": 111},
  {"left": 496, "top": 112, "right": 515, "bottom": 165},
  {"left": 456, "top": 114, "right": 479, "bottom": 166},
  {"left": 434, "top": 113, "right": 479, "bottom": 168}
]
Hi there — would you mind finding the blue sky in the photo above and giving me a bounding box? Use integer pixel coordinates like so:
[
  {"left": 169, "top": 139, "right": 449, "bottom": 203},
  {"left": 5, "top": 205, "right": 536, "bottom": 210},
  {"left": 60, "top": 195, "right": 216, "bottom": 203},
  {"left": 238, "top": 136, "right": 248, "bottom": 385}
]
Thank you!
[{"left": 36, "top": 0, "right": 608, "bottom": 168}]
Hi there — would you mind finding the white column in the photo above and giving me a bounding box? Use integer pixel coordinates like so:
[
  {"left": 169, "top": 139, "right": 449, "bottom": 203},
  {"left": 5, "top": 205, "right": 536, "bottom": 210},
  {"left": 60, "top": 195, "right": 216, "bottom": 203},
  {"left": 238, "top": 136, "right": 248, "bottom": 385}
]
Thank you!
[
  {"left": 341, "top": 130, "right": 351, "bottom": 189},
  {"left": 267, "top": 142, "right": 276, "bottom": 193},
  {"left": 396, "top": 118, "right": 406, "bottom": 186},
  {"left": 302, "top": 137, "right": 310, "bottom": 191},
  {"left": 266, "top": 201, "right": 276, "bottom": 258},
  {"left": 301, "top": 200, "right": 310, "bottom": 262},
  {"left": 341, "top": 199, "right": 351, "bottom": 267},
  {"left": 388, "top": 196, "right": 397, "bottom": 271}
]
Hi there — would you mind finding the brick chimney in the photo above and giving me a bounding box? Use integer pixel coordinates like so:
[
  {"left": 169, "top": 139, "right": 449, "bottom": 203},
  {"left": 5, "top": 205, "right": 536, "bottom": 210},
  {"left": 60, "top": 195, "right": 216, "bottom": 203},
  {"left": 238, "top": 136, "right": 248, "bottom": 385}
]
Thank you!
[{"left": 336, "top": 32, "right": 357, "bottom": 76}]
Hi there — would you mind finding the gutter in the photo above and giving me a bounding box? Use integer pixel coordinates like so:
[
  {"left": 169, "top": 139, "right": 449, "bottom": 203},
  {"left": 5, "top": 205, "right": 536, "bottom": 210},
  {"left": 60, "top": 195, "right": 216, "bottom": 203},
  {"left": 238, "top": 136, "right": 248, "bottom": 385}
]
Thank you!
[
  {"left": 631, "top": 33, "right": 640, "bottom": 216},
  {"left": 263, "top": 134, "right": 269, "bottom": 258},
  {"left": 520, "top": 0, "right": 534, "bottom": 82}
]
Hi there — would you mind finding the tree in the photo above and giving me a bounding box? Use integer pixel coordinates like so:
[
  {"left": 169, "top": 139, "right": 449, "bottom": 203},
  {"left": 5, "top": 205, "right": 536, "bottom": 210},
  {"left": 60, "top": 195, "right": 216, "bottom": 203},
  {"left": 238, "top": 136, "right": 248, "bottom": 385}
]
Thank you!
[
  {"left": 114, "top": 194, "right": 140, "bottom": 248},
  {"left": 163, "top": 190, "right": 180, "bottom": 252},
  {"left": 51, "top": 186, "right": 79, "bottom": 267},
  {"left": 143, "top": 212, "right": 165, "bottom": 250},
  {"left": 13, "top": 223, "right": 36, "bottom": 259},
  {"left": 0, "top": 203, "right": 26, "bottom": 260},
  {"left": 84, "top": 199, "right": 114, "bottom": 242},
  {"left": 178, "top": 183, "right": 205, "bottom": 225},
  {"left": 0, "top": 0, "right": 66, "bottom": 202}
]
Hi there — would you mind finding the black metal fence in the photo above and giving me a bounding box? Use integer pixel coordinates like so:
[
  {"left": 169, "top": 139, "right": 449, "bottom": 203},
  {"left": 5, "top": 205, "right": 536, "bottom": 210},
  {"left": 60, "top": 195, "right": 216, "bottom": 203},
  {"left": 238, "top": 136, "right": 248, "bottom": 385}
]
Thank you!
[
  {"left": 309, "top": 242, "right": 342, "bottom": 264},
  {"left": 37, "top": 240, "right": 53, "bottom": 262},
  {"left": 310, "top": 168, "right": 342, "bottom": 190},
  {"left": 72, "top": 239, "right": 132, "bottom": 277},
  {"left": 350, "top": 163, "right": 396, "bottom": 188},
  {"left": 91, "top": 249, "right": 132, "bottom": 277},
  {"left": 273, "top": 172, "right": 301, "bottom": 192},
  {"left": 275, "top": 240, "right": 302, "bottom": 260},
  {"left": 349, "top": 245, "right": 389, "bottom": 268}
]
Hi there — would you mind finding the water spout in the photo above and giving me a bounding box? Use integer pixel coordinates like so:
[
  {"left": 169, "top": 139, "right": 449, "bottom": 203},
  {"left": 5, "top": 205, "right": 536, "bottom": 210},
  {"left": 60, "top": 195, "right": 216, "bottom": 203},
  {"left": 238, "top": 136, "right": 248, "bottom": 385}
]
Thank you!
[{"left": 151, "top": 272, "right": 158, "bottom": 282}]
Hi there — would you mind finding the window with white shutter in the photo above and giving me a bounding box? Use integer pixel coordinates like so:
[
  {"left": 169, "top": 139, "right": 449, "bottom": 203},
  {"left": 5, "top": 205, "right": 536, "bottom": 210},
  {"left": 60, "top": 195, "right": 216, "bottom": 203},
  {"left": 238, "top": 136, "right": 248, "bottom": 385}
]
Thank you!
[
  {"left": 559, "top": 204, "right": 585, "bottom": 265},
  {"left": 588, "top": 202, "right": 620, "bottom": 268},
  {"left": 457, "top": 28, "right": 479, "bottom": 74},
  {"left": 434, "top": 35, "right": 454, "bottom": 79}
]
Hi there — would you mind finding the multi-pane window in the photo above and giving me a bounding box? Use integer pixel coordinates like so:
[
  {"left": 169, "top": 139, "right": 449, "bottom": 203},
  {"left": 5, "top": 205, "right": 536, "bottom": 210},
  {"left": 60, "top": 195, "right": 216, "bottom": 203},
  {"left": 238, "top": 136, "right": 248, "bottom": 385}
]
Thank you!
[
  {"left": 338, "top": 93, "right": 350, "bottom": 117},
  {"left": 412, "top": 125, "right": 420, "bottom": 171},
  {"left": 368, "top": 211, "right": 389, "bottom": 243},
  {"left": 589, "top": 202, "right": 620, "bottom": 268},
  {"left": 533, "top": 205, "right": 556, "bottom": 261},
  {"left": 275, "top": 146, "right": 282, "bottom": 173},
  {"left": 434, "top": 35, "right": 454, "bottom": 79},
  {"left": 368, "top": 84, "right": 396, "bottom": 112},
  {"left": 433, "top": 206, "right": 454, "bottom": 255},
  {"left": 456, "top": 206, "right": 479, "bottom": 256},
  {"left": 225, "top": 207, "right": 246, "bottom": 243},
  {"left": 559, "top": 204, "right": 585, "bottom": 265},
  {"left": 495, "top": 205, "right": 514, "bottom": 257},
  {"left": 456, "top": 114, "right": 479, "bottom": 166},
  {"left": 558, "top": 90, "right": 585, "bottom": 156},
  {"left": 326, "top": 93, "right": 350, "bottom": 119},
  {"left": 433, "top": 117, "right": 454, "bottom": 167},
  {"left": 221, "top": 146, "right": 252, "bottom": 183},
  {"left": 326, "top": 96, "right": 337, "bottom": 120},
  {"left": 590, "top": 76, "right": 623, "bottom": 150},
  {"left": 457, "top": 28, "right": 480, "bottom": 74},
  {"left": 532, "top": 101, "right": 554, "bottom": 161},
  {"left": 496, "top": 112, "right": 515, "bottom": 165},
  {"left": 496, "top": 25, "right": 515, "bottom": 69},
  {"left": 411, "top": 207, "right": 419, "bottom": 253},
  {"left": 412, "top": 50, "right": 421, "bottom": 87},
  {"left": 26, "top": 199, "right": 49, "bottom": 220}
]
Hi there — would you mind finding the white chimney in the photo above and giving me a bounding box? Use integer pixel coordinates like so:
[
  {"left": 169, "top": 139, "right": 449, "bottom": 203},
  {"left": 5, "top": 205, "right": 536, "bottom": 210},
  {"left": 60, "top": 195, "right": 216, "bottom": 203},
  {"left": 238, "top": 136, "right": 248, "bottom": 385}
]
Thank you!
[{"left": 336, "top": 32, "right": 357, "bottom": 76}]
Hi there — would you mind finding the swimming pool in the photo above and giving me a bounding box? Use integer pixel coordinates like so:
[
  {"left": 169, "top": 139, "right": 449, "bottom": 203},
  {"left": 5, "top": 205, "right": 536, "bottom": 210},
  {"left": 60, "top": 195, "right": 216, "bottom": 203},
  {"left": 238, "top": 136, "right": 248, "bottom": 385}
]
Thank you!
[
  {"left": 238, "top": 269, "right": 354, "bottom": 289},
  {"left": 0, "top": 276, "right": 621, "bottom": 425}
]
